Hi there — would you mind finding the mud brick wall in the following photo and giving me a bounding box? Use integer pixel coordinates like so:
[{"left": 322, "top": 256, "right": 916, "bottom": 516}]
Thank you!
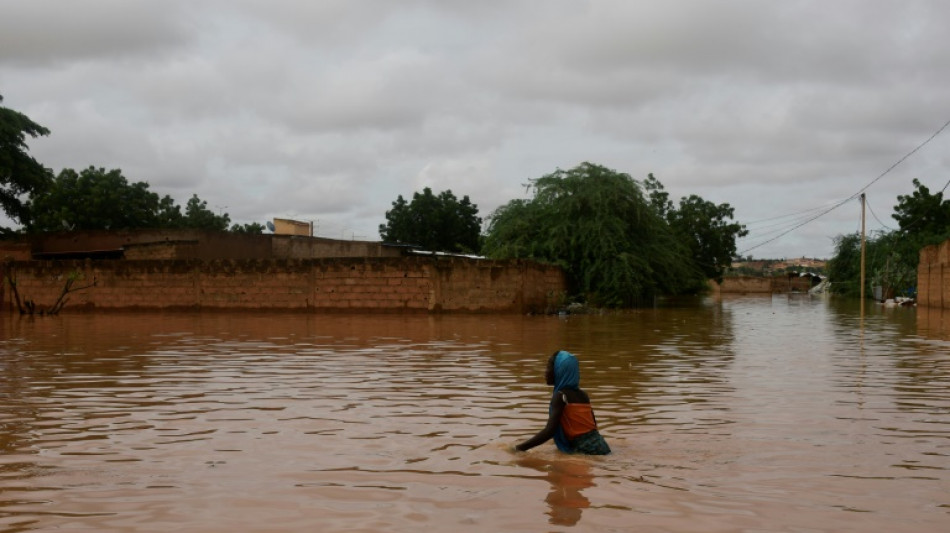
[
  {"left": 716, "top": 276, "right": 773, "bottom": 293},
  {"left": 715, "top": 275, "right": 815, "bottom": 294},
  {"left": 1, "top": 257, "right": 566, "bottom": 314},
  {"left": 271, "top": 236, "right": 403, "bottom": 259},
  {"left": 0, "top": 241, "right": 31, "bottom": 261},
  {"left": 778, "top": 276, "right": 815, "bottom": 293},
  {"left": 123, "top": 241, "right": 194, "bottom": 260},
  {"left": 918, "top": 239, "right": 950, "bottom": 309}
]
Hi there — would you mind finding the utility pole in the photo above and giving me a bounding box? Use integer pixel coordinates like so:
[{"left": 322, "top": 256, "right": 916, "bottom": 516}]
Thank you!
[{"left": 860, "top": 193, "right": 866, "bottom": 313}]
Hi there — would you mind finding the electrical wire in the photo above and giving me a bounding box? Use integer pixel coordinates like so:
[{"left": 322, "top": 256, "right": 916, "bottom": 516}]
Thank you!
[
  {"left": 738, "top": 196, "right": 853, "bottom": 254},
  {"left": 854, "top": 117, "right": 950, "bottom": 197},
  {"left": 740, "top": 204, "right": 846, "bottom": 239},
  {"left": 865, "top": 196, "right": 894, "bottom": 231},
  {"left": 742, "top": 204, "right": 836, "bottom": 226},
  {"left": 738, "top": 117, "right": 950, "bottom": 255}
]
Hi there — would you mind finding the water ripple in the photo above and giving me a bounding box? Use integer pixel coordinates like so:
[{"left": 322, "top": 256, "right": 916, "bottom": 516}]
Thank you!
[{"left": 1, "top": 301, "right": 949, "bottom": 531}]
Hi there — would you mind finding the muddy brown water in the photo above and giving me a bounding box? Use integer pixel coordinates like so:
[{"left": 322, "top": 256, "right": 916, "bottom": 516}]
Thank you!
[{"left": 1, "top": 295, "right": 948, "bottom": 532}]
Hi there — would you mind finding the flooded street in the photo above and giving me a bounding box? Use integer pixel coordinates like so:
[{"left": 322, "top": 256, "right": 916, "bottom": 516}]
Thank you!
[{"left": 1, "top": 295, "right": 948, "bottom": 532}]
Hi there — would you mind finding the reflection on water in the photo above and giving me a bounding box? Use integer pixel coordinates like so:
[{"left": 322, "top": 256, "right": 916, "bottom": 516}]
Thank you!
[
  {"left": 1, "top": 296, "right": 948, "bottom": 532},
  {"left": 515, "top": 456, "right": 594, "bottom": 527}
]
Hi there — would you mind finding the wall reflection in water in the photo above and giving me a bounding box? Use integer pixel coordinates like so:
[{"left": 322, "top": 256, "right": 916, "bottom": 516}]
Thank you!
[{"left": 917, "top": 304, "right": 950, "bottom": 339}]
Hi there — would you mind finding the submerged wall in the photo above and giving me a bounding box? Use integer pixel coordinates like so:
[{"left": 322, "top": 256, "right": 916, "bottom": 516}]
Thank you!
[
  {"left": 918, "top": 239, "right": 950, "bottom": 309},
  {"left": 714, "top": 275, "right": 816, "bottom": 294},
  {"left": 0, "top": 257, "right": 566, "bottom": 314},
  {"left": 715, "top": 276, "right": 772, "bottom": 293}
]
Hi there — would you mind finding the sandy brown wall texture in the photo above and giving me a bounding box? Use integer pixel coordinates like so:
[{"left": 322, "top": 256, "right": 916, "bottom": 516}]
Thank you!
[
  {"left": 714, "top": 276, "right": 814, "bottom": 294},
  {"left": 918, "top": 239, "right": 950, "bottom": 309},
  {"left": 1, "top": 257, "right": 566, "bottom": 314},
  {"left": 716, "top": 276, "right": 772, "bottom": 293}
]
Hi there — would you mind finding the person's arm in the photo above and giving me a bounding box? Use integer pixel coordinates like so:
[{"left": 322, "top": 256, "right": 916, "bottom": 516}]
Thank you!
[{"left": 515, "top": 394, "right": 565, "bottom": 452}]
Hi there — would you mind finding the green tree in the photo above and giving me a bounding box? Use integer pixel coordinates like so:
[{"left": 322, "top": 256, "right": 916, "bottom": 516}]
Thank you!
[
  {"left": 26, "top": 167, "right": 231, "bottom": 233},
  {"left": 827, "top": 231, "right": 918, "bottom": 299},
  {"left": 893, "top": 179, "right": 950, "bottom": 241},
  {"left": 379, "top": 187, "right": 481, "bottom": 253},
  {"left": 826, "top": 233, "right": 862, "bottom": 297},
  {"left": 1, "top": 94, "right": 53, "bottom": 227},
  {"left": 827, "top": 179, "right": 950, "bottom": 299},
  {"left": 828, "top": 219, "right": 932, "bottom": 300},
  {"left": 889, "top": 179, "right": 950, "bottom": 296},
  {"left": 483, "top": 162, "right": 705, "bottom": 307},
  {"left": 643, "top": 173, "right": 673, "bottom": 219},
  {"left": 230, "top": 222, "right": 266, "bottom": 234},
  {"left": 181, "top": 194, "right": 230, "bottom": 231},
  {"left": 26, "top": 167, "right": 179, "bottom": 231},
  {"left": 644, "top": 174, "right": 747, "bottom": 283},
  {"left": 667, "top": 194, "right": 748, "bottom": 283},
  {"left": 156, "top": 194, "right": 183, "bottom": 228}
]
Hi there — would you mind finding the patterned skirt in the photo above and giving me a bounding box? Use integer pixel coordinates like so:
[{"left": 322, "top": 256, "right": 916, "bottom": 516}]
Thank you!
[{"left": 570, "top": 429, "right": 611, "bottom": 455}]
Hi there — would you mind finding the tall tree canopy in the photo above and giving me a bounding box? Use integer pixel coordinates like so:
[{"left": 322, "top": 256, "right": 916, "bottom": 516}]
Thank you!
[
  {"left": 886, "top": 179, "right": 950, "bottom": 294},
  {"left": 379, "top": 187, "right": 481, "bottom": 253},
  {"left": 231, "top": 222, "right": 265, "bottom": 234},
  {"left": 664, "top": 195, "right": 748, "bottom": 283},
  {"left": 483, "top": 163, "right": 722, "bottom": 306},
  {"left": 826, "top": 231, "right": 917, "bottom": 299},
  {"left": 0, "top": 94, "right": 52, "bottom": 226},
  {"left": 26, "top": 166, "right": 230, "bottom": 232},
  {"left": 180, "top": 194, "right": 230, "bottom": 231},
  {"left": 828, "top": 179, "right": 950, "bottom": 298},
  {"left": 893, "top": 178, "right": 950, "bottom": 239},
  {"left": 826, "top": 233, "right": 863, "bottom": 297}
]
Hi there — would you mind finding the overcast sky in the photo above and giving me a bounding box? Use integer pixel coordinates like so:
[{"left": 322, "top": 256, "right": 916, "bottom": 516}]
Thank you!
[{"left": 2, "top": 0, "right": 948, "bottom": 259}]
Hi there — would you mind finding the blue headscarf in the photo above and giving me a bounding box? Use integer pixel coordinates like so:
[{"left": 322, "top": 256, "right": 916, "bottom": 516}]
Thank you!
[{"left": 551, "top": 350, "right": 580, "bottom": 452}]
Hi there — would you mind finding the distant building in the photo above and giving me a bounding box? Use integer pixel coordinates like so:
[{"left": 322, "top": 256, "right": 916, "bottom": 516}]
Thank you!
[
  {"left": 273, "top": 218, "right": 313, "bottom": 237},
  {"left": 730, "top": 257, "right": 827, "bottom": 275}
]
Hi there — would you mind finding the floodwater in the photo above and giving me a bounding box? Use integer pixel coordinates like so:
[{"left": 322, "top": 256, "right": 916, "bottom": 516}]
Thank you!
[{"left": 1, "top": 296, "right": 948, "bottom": 532}]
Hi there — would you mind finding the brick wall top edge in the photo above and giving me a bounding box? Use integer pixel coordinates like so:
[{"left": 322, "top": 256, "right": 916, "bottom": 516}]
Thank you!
[
  {"left": 3, "top": 256, "right": 560, "bottom": 270},
  {"left": 124, "top": 240, "right": 200, "bottom": 247}
]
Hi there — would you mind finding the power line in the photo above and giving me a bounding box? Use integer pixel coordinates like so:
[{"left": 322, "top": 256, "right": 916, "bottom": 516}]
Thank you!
[
  {"left": 739, "top": 196, "right": 853, "bottom": 254},
  {"left": 738, "top": 116, "right": 950, "bottom": 255},
  {"left": 865, "top": 195, "right": 894, "bottom": 231},
  {"left": 741, "top": 204, "right": 845, "bottom": 237},
  {"left": 737, "top": 201, "right": 854, "bottom": 247},
  {"left": 743, "top": 204, "right": 835, "bottom": 226},
  {"left": 853, "top": 117, "right": 950, "bottom": 199}
]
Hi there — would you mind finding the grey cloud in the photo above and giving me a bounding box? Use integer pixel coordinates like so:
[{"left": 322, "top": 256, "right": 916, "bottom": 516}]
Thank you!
[
  {"left": 203, "top": 0, "right": 391, "bottom": 49},
  {"left": 273, "top": 54, "right": 438, "bottom": 134},
  {"left": 477, "top": 0, "right": 950, "bottom": 112},
  {"left": 545, "top": 1, "right": 936, "bottom": 85},
  {"left": 3, "top": 0, "right": 949, "bottom": 258},
  {"left": 0, "top": 0, "right": 193, "bottom": 67}
]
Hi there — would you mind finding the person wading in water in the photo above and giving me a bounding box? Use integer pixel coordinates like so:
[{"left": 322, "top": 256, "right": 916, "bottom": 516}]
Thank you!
[{"left": 515, "top": 350, "right": 611, "bottom": 455}]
